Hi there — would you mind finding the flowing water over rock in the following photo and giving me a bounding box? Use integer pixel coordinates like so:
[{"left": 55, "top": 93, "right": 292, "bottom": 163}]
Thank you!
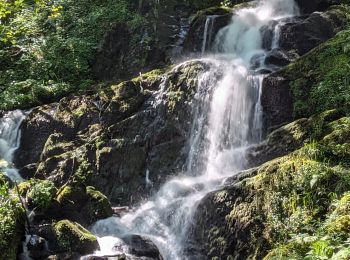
[
  {"left": 90, "top": 0, "right": 300, "bottom": 259},
  {"left": 0, "top": 110, "right": 26, "bottom": 182}
]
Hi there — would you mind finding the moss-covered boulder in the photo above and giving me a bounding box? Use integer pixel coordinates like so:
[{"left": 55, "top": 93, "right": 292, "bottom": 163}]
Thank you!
[
  {"left": 52, "top": 183, "right": 113, "bottom": 226},
  {"left": 248, "top": 109, "right": 346, "bottom": 166},
  {"left": 53, "top": 220, "right": 99, "bottom": 255}
]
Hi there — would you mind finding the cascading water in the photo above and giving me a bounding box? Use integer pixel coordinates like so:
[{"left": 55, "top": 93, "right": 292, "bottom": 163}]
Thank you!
[
  {"left": 0, "top": 110, "right": 26, "bottom": 182},
  {"left": 201, "top": 15, "right": 217, "bottom": 54},
  {"left": 90, "top": 0, "right": 299, "bottom": 259}
]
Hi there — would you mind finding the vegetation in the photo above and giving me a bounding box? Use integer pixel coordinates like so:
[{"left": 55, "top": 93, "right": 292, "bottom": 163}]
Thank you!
[
  {"left": 0, "top": 0, "right": 143, "bottom": 110},
  {"left": 0, "top": 174, "right": 25, "bottom": 259},
  {"left": 27, "top": 179, "right": 57, "bottom": 210}
]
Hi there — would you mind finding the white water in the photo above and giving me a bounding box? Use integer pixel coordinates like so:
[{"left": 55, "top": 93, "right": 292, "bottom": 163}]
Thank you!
[
  {"left": 91, "top": 1, "right": 299, "bottom": 259},
  {"left": 201, "top": 15, "right": 217, "bottom": 54},
  {"left": 0, "top": 110, "right": 26, "bottom": 182}
]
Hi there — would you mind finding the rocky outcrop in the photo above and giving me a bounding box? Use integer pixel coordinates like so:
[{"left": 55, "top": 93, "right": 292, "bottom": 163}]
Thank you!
[
  {"left": 261, "top": 6, "right": 349, "bottom": 132},
  {"left": 92, "top": 0, "right": 226, "bottom": 81},
  {"left": 16, "top": 61, "right": 213, "bottom": 206},
  {"left": 189, "top": 111, "right": 350, "bottom": 259},
  {"left": 247, "top": 109, "right": 345, "bottom": 166},
  {"left": 53, "top": 220, "right": 99, "bottom": 255}
]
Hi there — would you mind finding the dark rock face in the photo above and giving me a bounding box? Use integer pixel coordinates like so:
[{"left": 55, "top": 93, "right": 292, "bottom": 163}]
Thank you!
[
  {"left": 261, "top": 74, "right": 293, "bottom": 133},
  {"left": 188, "top": 168, "right": 269, "bottom": 260},
  {"left": 279, "top": 8, "right": 347, "bottom": 56},
  {"left": 264, "top": 48, "right": 298, "bottom": 67},
  {"left": 15, "top": 105, "right": 65, "bottom": 168},
  {"left": 16, "top": 61, "right": 211, "bottom": 206}
]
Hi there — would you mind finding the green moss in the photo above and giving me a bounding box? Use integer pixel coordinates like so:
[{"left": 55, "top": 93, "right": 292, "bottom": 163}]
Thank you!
[
  {"left": 54, "top": 219, "right": 98, "bottom": 254},
  {"left": 86, "top": 186, "right": 113, "bottom": 222},
  {"left": 260, "top": 115, "right": 350, "bottom": 259}
]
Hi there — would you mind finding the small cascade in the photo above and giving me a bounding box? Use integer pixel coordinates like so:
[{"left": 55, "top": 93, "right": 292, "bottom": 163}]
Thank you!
[
  {"left": 91, "top": 0, "right": 300, "bottom": 259},
  {"left": 0, "top": 110, "right": 26, "bottom": 182},
  {"left": 201, "top": 15, "right": 217, "bottom": 54}
]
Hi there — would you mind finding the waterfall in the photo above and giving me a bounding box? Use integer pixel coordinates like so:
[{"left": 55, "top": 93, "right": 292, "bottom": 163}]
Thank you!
[
  {"left": 0, "top": 110, "right": 26, "bottom": 182},
  {"left": 90, "top": 0, "right": 299, "bottom": 259},
  {"left": 201, "top": 15, "right": 217, "bottom": 54}
]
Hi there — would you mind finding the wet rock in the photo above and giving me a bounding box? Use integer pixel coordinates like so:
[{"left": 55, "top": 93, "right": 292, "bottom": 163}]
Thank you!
[
  {"left": 92, "top": 0, "right": 203, "bottom": 81},
  {"left": 14, "top": 104, "right": 64, "bottom": 168},
  {"left": 18, "top": 163, "right": 37, "bottom": 179},
  {"left": 190, "top": 112, "right": 350, "bottom": 259},
  {"left": 264, "top": 48, "right": 298, "bottom": 67},
  {"left": 46, "top": 252, "right": 82, "bottom": 260},
  {"left": 112, "top": 206, "right": 130, "bottom": 217},
  {"left": 247, "top": 109, "right": 345, "bottom": 166},
  {"left": 261, "top": 74, "right": 293, "bottom": 134},
  {"left": 121, "top": 234, "right": 163, "bottom": 259},
  {"left": 48, "top": 184, "right": 114, "bottom": 226}
]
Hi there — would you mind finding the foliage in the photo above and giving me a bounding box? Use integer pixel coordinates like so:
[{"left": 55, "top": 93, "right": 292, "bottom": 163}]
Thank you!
[
  {"left": 0, "top": 0, "right": 143, "bottom": 110},
  {"left": 27, "top": 179, "right": 57, "bottom": 209},
  {"left": 262, "top": 115, "right": 350, "bottom": 259},
  {"left": 0, "top": 175, "right": 25, "bottom": 259}
]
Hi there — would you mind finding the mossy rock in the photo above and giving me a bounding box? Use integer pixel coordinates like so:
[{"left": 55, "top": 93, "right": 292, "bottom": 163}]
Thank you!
[
  {"left": 55, "top": 183, "right": 113, "bottom": 226},
  {"left": 192, "top": 113, "right": 350, "bottom": 259},
  {"left": 54, "top": 220, "right": 99, "bottom": 254}
]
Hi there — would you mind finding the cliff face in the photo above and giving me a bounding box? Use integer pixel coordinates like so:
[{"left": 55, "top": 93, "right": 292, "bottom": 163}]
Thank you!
[{"left": 1, "top": 0, "right": 350, "bottom": 259}]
